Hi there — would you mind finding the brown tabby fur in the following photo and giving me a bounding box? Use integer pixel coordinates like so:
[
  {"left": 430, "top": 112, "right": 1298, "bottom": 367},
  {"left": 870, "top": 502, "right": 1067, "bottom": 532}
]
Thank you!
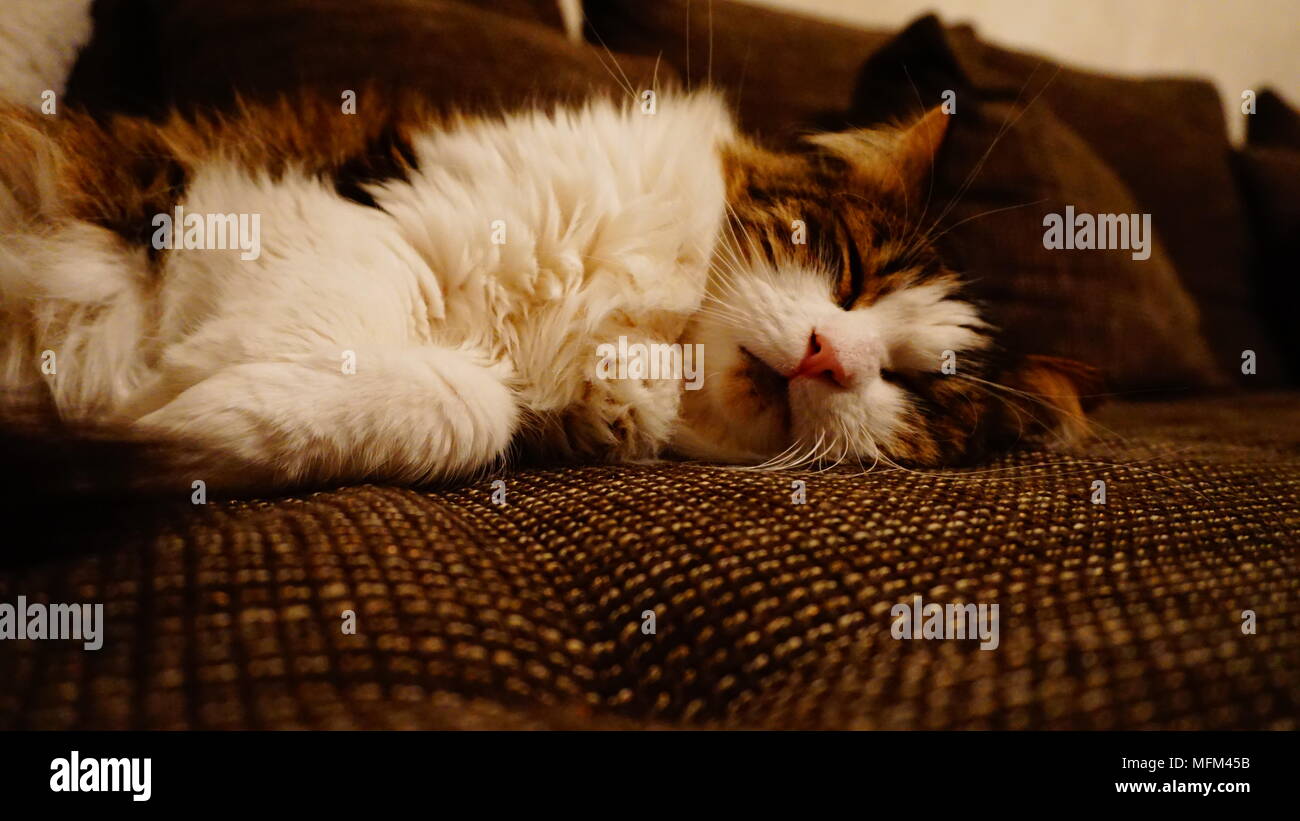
[{"left": 717, "top": 111, "right": 1100, "bottom": 465}]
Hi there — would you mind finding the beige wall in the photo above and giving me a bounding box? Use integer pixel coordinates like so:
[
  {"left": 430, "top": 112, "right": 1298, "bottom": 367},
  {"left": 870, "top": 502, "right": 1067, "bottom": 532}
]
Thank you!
[{"left": 740, "top": 0, "right": 1300, "bottom": 141}]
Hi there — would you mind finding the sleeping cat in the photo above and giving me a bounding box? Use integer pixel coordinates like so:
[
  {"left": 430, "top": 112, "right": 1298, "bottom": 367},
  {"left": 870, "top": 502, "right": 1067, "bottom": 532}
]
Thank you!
[{"left": 0, "top": 90, "right": 1097, "bottom": 493}]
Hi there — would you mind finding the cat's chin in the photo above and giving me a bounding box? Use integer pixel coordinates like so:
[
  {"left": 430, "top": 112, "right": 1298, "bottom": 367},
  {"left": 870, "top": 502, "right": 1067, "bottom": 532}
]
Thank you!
[{"left": 671, "top": 346, "right": 788, "bottom": 461}]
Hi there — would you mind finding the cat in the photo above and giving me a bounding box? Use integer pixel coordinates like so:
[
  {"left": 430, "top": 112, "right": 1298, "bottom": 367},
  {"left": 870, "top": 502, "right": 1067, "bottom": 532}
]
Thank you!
[{"left": 0, "top": 89, "right": 1099, "bottom": 494}]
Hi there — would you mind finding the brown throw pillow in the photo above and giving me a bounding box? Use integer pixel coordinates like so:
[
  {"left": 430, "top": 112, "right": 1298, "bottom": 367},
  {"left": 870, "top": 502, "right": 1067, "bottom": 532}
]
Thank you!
[
  {"left": 582, "top": 0, "right": 890, "bottom": 140},
  {"left": 1247, "top": 88, "right": 1300, "bottom": 148},
  {"left": 934, "top": 21, "right": 1280, "bottom": 389},
  {"left": 1235, "top": 89, "right": 1300, "bottom": 384},
  {"left": 68, "top": 0, "right": 667, "bottom": 117},
  {"left": 847, "top": 15, "right": 1228, "bottom": 392}
]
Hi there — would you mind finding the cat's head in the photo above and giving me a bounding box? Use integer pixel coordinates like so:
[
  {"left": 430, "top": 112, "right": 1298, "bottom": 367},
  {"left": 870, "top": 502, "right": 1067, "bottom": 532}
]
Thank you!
[{"left": 674, "top": 108, "right": 1101, "bottom": 467}]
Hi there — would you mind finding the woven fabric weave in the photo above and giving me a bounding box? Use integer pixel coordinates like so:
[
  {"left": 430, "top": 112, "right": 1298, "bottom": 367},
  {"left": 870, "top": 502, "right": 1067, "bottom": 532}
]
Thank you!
[{"left": 2, "top": 394, "right": 1296, "bottom": 730}]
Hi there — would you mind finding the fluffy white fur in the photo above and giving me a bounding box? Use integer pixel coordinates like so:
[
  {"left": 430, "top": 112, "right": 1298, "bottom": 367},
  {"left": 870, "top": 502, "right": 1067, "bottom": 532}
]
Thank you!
[{"left": 1, "top": 92, "right": 733, "bottom": 487}]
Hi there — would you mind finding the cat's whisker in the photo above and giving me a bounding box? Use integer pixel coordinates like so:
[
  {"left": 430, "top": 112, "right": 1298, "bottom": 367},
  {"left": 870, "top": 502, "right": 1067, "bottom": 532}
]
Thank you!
[
  {"left": 777, "top": 432, "right": 823, "bottom": 472},
  {"left": 888, "top": 61, "right": 1060, "bottom": 268},
  {"left": 720, "top": 213, "right": 751, "bottom": 269},
  {"left": 707, "top": 0, "right": 714, "bottom": 89},
  {"left": 898, "top": 63, "right": 941, "bottom": 244},
  {"left": 709, "top": 228, "right": 745, "bottom": 272},
  {"left": 704, "top": 263, "right": 746, "bottom": 297},
  {"left": 723, "top": 201, "right": 765, "bottom": 266},
  {"left": 582, "top": 17, "right": 639, "bottom": 101},
  {"left": 814, "top": 421, "right": 851, "bottom": 473},
  {"left": 916, "top": 62, "right": 1062, "bottom": 252},
  {"left": 820, "top": 432, "right": 843, "bottom": 471},
  {"left": 814, "top": 424, "right": 840, "bottom": 472},
  {"left": 689, "top": 305, "right": 748, "bottom": 330},
  {"left": 826, "top": 376, "right": 1213, "bottom": 499},
  {"left": 954, "top": 373, "right": 1141, "bottom": 454},
  {"left": 713, "top": 235, "right": 749, "bottom": 272},
  {"left": 700, "top": 288, "right": 746, "bottom": 319},
  {"left": 650, "top": 51, "right": 663, "bottom": 98},
  {"left": 749, "top": 438, "right": 804, "bottom": 471},
  {"left": 701, "top": 286, "right": 742, "bottom": 311},
  {"left": 689, "top": 308, "right": 742, "bottom": 326},
  {"left": 769, "top": 435, "right": 811, "bottom": 471},
  {"left": 963, "top": 377, "right": 1221, "bottom": 497},
  {"left": 912, "top": 199, "right": 1049, "bottom": 255},
  {"left": 801, "top": 432, "right": 830, "bottom": 472},
  {"left": 896, "top": 198, "right": 1050, "bottom": 272}
]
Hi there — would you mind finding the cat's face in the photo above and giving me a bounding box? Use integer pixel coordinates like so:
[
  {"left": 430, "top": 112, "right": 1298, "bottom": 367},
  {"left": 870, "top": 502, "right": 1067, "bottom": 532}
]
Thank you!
[{"left": 674, "top": 110, "right": 1096, "bottom": 467}]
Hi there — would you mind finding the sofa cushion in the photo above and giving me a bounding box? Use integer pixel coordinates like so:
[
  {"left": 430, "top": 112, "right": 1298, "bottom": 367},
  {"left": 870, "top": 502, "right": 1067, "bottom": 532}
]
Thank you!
[
  {"left": 1236, "top": 89, "right": 1300, "bottom": 384},
  {"left": 1247, "top": 88, "right": 1300, "bottom": 148},
  {"left": 3, "top": 392, "right": 1297, "bottom": 730},
  {"left": 848, "top": 15, "right": 1278, "bottom": 388},
  {"left": 582, "top": 0, "right": 890, "bottom": 140},
  {"left": 67, "top": 0, "right": 664, "bottom": 117}
]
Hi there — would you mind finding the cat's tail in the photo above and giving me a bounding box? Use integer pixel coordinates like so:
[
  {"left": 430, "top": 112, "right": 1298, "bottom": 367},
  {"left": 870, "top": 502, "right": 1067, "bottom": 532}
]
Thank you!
[
  {"left": 1, "top": 397, "right": 209, "bottom": 499},
  {"left": 0, "top": 393, "right": 265, "bottom": 562}
]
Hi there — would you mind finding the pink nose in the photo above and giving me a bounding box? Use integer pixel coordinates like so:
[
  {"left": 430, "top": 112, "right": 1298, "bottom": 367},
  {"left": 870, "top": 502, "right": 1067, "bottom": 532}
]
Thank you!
[{"left": 791, "top": 331, "right": 850, "bottom": 388}]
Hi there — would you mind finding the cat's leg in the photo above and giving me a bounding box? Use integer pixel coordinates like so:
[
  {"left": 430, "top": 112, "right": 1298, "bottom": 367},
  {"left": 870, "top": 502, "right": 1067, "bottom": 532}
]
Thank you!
[{"left": 133, "top": 345, "right": 517, "bottom": 490}]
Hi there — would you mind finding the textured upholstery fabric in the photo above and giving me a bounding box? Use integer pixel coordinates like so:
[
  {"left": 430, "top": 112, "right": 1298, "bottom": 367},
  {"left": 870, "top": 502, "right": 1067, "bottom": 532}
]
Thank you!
[{"left": 3, "top": 394, "right": 1297, "bottom": 730}]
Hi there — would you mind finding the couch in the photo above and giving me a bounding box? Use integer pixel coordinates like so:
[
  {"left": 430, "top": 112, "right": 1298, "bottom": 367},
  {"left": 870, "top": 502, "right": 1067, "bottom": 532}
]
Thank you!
[{"left": 1, "top": 0, "right": 1296, "bottom": 730}]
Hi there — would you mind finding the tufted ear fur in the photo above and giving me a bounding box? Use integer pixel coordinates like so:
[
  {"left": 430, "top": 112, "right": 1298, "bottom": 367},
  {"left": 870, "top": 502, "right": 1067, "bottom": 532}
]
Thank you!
[
  {"left": 805, "top": 106, "right": 949, "bottom": 203},
  {"left": 991, "top": 355, "right": 1106, "bottom": 446}
]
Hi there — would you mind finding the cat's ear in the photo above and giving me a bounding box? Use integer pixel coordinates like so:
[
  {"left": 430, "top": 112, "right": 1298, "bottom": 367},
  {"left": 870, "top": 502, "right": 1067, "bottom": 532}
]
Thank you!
[
  {"left": 994, "top": 355, "right": 1106, "bottom": 445},
  {"left": 806, "top": 107, "right": 949, "bottom": 201}
]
